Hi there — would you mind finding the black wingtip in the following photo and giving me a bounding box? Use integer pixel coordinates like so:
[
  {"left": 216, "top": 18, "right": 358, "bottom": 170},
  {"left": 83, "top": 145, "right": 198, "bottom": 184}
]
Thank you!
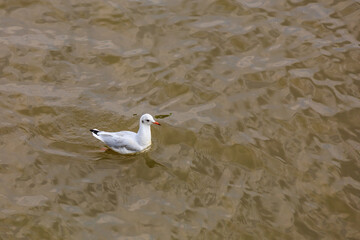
[{"left": 90, "top": 129, "right": 99, "bottom": 135}]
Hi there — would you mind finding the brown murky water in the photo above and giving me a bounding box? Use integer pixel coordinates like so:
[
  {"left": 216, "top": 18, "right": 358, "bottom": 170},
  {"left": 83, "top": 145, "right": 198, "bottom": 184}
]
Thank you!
[{"left": 0, "top": 0, "right": 360, "bottom": 239}]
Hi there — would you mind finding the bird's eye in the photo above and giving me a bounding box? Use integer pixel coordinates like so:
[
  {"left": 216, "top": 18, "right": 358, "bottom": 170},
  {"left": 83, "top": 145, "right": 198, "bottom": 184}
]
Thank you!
[{"left": 146, "top": 119, "right": 150, "bottom": 122}]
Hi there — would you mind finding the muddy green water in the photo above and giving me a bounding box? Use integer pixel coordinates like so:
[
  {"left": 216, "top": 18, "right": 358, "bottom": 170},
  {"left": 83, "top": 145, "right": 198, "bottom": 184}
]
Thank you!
[{"left": 0, "top": 0, "right": 359, "bottom": 239}]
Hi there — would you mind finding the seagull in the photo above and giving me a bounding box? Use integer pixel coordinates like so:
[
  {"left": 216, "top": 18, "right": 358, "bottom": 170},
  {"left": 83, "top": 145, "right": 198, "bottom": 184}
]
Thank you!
[{"left": 90, "top": 113, "right": 161, "bottom": 154}]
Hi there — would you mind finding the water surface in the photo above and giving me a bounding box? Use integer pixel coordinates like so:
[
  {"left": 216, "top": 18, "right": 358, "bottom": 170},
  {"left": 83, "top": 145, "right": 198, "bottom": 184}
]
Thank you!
[{"left": 0, "top": 0, "right": 359, "bottom": 239}]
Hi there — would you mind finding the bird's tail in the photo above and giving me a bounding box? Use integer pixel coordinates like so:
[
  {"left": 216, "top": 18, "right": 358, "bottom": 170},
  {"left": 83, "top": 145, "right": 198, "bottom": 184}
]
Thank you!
[
  {"left": 90, "top": 129, "right": 99, "bottom": 135},
  {"left": 90, "top": 129, "right": 103, "bottom": 141}
]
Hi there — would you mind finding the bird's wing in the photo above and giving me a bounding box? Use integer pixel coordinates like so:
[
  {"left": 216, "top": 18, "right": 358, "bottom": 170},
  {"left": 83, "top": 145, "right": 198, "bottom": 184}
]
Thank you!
[{"left": 96, "top": 132, "right": 140, "bottom": 152}]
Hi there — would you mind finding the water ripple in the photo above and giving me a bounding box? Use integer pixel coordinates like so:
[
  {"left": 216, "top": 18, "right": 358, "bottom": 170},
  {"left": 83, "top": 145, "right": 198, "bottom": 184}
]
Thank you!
[{"left": 0, "top": 0, "right": 359, "bottom": 239}]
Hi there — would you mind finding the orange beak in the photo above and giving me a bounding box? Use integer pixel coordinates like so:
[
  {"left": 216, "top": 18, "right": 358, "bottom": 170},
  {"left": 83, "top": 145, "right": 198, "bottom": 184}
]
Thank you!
[{"left": 153, "top": 121, "right": 161, "bottom": 126}]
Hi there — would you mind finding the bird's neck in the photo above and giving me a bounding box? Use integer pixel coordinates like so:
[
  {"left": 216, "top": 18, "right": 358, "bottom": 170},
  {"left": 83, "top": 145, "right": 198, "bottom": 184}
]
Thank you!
[{"left": 137, "top": 124, "right": 151, "bottom": 146}]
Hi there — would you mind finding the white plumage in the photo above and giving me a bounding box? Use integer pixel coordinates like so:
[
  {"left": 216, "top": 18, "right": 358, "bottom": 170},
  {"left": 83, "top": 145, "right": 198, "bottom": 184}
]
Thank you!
[{"left": 90, "top": 113, "right": 160, "bottom": 154}]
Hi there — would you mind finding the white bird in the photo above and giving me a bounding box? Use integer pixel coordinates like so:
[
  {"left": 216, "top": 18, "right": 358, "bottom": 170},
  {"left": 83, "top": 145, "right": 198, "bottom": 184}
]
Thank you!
[{"left": 90, "top": 113, "right": 161, "bottom": 154}]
